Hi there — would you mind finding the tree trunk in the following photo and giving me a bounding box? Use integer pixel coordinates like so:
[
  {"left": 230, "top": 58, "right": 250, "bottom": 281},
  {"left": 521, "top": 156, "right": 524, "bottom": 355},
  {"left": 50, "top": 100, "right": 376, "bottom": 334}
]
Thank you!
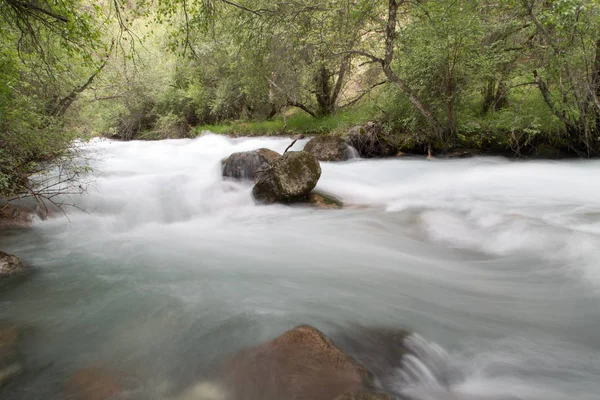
[
  {"left": 483, "top": 78, "right": 496, "bottom": 113},
  {"left": 315, "top": 65, "right": 333, "bottom": 117},
  {"left": 382, "top": 0, "right": 444, "bottom": 139},
  {"left": 446, "top": 67, "right": 455, "bottom": 134},
  {"left": 483, "top": 78, "right": 508, "bottom": 113},
  {"left": 49, "top": 40, "right": 114, "bottom": 118},
  {"left": 494, "top": 81, "right": 508, "bottom": 110},
  {"left": 533, "top": 70, "right": 579, "bottom": 136},
  {"left": 591, "top": 39, "right": 600, "bottom": 134}
]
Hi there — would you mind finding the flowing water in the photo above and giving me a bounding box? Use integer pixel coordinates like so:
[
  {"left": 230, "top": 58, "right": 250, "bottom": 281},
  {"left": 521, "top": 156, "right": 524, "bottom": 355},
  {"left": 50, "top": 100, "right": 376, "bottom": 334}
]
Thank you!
[{"left": 1, "top": 134, "right": 600, "bottom": 400}]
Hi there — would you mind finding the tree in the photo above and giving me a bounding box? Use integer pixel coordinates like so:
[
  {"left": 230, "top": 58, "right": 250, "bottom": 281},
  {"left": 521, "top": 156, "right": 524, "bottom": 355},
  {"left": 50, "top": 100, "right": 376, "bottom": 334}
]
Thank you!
[
  {"left": 0, "top": 0, "right": 111, "bottom": 199},
  {"left": 518, "top": 0, "right": 600, "bottom": 155}
]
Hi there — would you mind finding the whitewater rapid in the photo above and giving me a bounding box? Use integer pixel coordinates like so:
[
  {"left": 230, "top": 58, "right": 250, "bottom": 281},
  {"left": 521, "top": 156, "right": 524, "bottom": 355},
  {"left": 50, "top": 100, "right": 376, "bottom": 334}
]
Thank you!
[{"left": 1, "top": 134, "right": 600, "bottom": 400}]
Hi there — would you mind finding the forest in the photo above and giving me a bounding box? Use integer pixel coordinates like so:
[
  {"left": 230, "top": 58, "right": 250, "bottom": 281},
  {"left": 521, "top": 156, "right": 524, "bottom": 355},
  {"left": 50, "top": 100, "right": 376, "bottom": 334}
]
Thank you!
[{"left": 1, "top": 0, "right": 600, "bottom": 198}]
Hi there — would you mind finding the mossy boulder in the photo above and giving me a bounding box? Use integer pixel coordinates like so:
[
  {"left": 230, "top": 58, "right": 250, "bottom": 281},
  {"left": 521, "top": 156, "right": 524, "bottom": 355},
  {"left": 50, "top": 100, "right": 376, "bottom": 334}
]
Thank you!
[
  {"left": 222, "top": 148, "right": 281, "bottom": 182},
  {"left": 345, "top": 122, "right": 396, "bottom": 158},
  {"left": 252, "top": 151, "right": 321, "bottom": 204},
  {"left": 304, "top": 136, "right": 351, "bottom": 161},
  {"left": 222, "top": 325, "right": 372, "bottom": 400},
  {"left": 0, "top": 251, "right": 26, "bottom": 280}
]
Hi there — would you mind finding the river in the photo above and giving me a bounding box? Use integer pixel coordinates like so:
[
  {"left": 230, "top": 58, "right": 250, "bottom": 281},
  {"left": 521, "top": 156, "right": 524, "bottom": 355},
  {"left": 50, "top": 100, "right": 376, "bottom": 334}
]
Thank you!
[{"left": 1, "top": 134, "right": 599, "bottom": 399}]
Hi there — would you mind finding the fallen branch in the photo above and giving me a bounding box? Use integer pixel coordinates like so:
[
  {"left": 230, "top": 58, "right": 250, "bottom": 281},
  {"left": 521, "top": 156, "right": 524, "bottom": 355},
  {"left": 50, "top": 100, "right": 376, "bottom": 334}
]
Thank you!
[
  {"left": 284, "top": 135, "right": 305, "bottom": 153},
  {"left": 284, "top": 139, "right": 298, "bottom": 153}
]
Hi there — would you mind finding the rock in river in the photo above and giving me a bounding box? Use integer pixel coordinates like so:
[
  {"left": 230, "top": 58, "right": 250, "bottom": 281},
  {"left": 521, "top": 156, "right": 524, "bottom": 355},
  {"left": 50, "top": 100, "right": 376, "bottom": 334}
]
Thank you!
[
  {"left": 334, "top": 393, "right": 394, "bottom": 400},
  {"left": 0, "top": 251, "right": 26, "bottom": 280},
  {"left": 252, "top": 151, "right": 321, "bottom": 204},
  {"left": 222, "top": 325, "right": 372, "bottom": 400},
  {"left": 308, "top": 191, "right": 343, "bottom": 209},
  {"left": 222, "top": 148, "right": 281, "bottom": 181},
  {"left": 65, "top": 367, "right": 124, "bottom": 400},
  {"left": 304, "top": 135, "right": 352, "bottom": 162},
  {"left": 345, "top": 122, "right": 396, "bottom": 158},
  {"left": 0, "top": 323, "right": 24, "bottom": 388}
]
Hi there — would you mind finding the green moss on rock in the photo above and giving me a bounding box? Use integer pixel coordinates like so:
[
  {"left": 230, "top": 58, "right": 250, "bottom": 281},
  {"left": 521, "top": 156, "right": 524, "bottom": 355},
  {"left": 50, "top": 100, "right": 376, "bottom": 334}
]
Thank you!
[{"left": 252, "top": 151, "right": 322, "bottom": 204}]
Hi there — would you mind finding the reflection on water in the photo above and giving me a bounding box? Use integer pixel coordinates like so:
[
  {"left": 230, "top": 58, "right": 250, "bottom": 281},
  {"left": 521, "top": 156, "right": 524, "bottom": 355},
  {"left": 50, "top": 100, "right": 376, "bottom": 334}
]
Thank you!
[{"left": 1, "top": 134, "right": 600, "bottom": 399}]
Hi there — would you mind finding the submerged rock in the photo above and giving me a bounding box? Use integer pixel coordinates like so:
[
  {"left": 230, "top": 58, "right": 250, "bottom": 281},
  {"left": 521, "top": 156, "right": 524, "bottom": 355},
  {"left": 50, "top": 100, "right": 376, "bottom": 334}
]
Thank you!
[
  {"left": 252, "top": 151, "right": 321, "bottom": 204},
  {"left": 178, "top": 381, "right": 228, "bottom": 400},
  {"left": 334, "top": 326, "right": 411, "bottom": 387},
  {"left": 445, "top": 149, "right": 478, "bottom": 159},
  {"left": 222, "top": 148, "right": 281, "bottom": 181},
  {"left": 65, "top": 367, "right": 123, "bottom": 400},
  {"left": 304, "top": 136, "right": 351, "bottom": 162},
  {"left": 0, "top": 251, "right": 26, "bottom": 279},
  {"left": 308, "top": 192, "right": 343, "bottom": 209},
  {"left": 345, "top": 122, "right": 396, "bottom": 158},
  {"left": 334, "top": 392, "right": 394, "bottom": 400},
  {"left": 222, "top": 325, "right": 371, "bottom": 400},
  {"left": 0, "top": 324, "right": 23, "bottom": 388},
  {"left": 335, "top": 327, "right": 449, "bottom": 395}
]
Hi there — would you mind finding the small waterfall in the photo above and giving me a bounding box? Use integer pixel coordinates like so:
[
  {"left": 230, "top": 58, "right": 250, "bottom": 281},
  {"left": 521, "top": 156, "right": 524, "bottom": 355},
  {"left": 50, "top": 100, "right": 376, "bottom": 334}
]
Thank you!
[
  {"left": 346, "top": 144, "right": 360, "bottom": 159},
  {"left": 399, "top": 334, "right": 451, "bottom": 387}
]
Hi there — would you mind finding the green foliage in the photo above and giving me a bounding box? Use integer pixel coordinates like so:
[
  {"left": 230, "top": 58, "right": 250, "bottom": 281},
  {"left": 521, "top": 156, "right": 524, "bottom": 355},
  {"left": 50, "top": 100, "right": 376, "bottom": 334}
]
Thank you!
[
  {"left": 3, "top": 0, "right": 600, "bottom": 193},
  {"left": 0, "top": 0, "right": 114, "bottom": 197},
  {"left": 195, "top": 104, "right": 379, "bottom": 136}
]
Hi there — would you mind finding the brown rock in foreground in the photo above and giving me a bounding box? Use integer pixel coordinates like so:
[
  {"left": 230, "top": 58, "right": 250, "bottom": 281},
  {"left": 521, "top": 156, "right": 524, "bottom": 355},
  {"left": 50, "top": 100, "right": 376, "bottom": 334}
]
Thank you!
[
  {"left": 334, "top": 392, "right": 395, "bottom": 400},
  {"left": 65, "top": 367, "right": 123, "bottom": 400},
  {"left": 0, "top": 323, "right": 23, "bottom": 388},
  {"left": 222, "top": 325, "right": 372, "bottom": 400}
]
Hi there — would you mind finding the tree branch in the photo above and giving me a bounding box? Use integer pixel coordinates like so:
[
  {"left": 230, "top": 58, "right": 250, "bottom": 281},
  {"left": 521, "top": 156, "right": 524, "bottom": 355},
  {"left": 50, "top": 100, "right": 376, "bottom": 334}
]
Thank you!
[
  {"left": 379, "top": 0, "right": 442, "bottom": 135},
  {"left": 266, "top": 76, "right": 317, "bottom": 117},
  {"left": 4, "top": 0, "right": 69, "bottom": 23},
  {"left": 533, "top": 70, "right": 577, "bottom": 133},
  {"left": 341, "top": 80, "right": 387, "bottom": 108},
  {"left": 220, "top": 0, "right": 264, "bottom": 16},
  {"left": 286, "top": 100, "right": 316, "bottom": 118},
  {"left": 50, "top": 40, "right": 115, "bottom": 117},
  {"left": 338, "top": 50, "right": 384, "bottom": 65}
]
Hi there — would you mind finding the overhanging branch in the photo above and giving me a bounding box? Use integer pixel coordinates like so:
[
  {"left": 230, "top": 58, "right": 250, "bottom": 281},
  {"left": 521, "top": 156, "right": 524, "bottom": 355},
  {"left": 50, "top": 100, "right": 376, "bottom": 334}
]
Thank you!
[{"left": 4, "top": 0, "right": 69, "bottom": 23}]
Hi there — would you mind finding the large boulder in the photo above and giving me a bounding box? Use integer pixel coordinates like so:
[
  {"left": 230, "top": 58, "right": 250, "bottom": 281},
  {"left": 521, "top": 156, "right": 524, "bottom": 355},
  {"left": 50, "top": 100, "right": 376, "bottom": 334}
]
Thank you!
[
  {"left": 0, "top": 251, "right": 26, "bottom": 280},
  {"left": 252, "top": 151, "right": 321, "bottom": 204},
  {"left": 345, "top": 122, "right": 396, "bottom": 158},
  {"left": 222, "top": 148, "right": 281, "bottom": 182},
  {"left": 304, "top": 136, "right": 351, "bottom": 162},
  {"left": 222, "top": 325, "right": 372, "bottom": 400}
]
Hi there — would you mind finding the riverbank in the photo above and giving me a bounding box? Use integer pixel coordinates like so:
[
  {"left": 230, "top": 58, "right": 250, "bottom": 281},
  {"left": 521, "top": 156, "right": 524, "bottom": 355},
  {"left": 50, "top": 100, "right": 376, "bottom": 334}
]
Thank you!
[
  {"left": 183, "top": 103, "right": 579, "bottom": 159},
  {"left": 191, "top": 119, "right": 577, "bottom": 160}
]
